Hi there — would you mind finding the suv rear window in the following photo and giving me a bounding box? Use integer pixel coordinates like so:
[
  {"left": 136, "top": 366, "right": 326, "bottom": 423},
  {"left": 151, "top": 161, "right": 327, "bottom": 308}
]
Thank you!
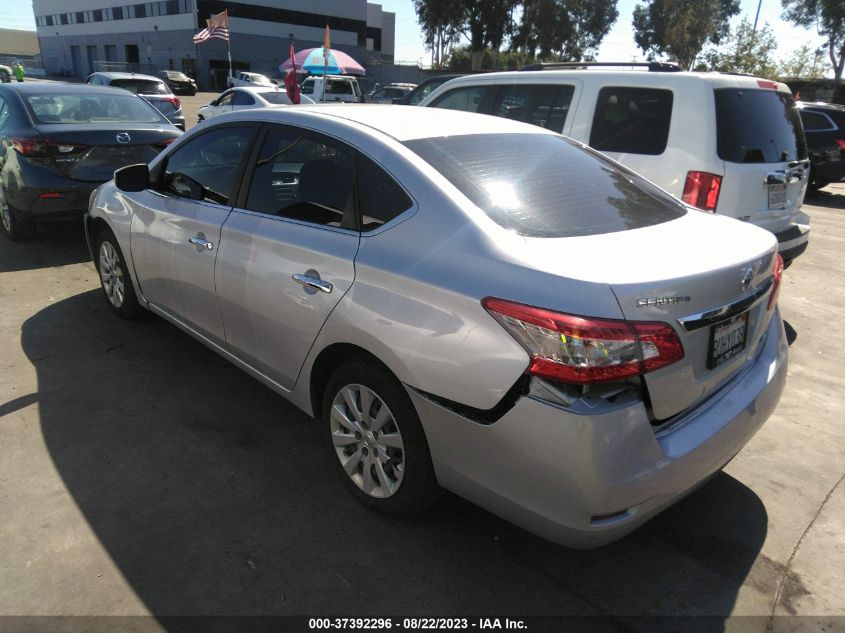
[
  {"left": 715, "top": 89, "right": 807, "bottom": 163},
  {"left": 110, "top": 79, "right": 169, "bottom": 95},
  {"left": 589, "top": 87, "right": 673, "bottom": 155},
  {"left": 404, "top": 133, "right": 686, "bottom": 238}
]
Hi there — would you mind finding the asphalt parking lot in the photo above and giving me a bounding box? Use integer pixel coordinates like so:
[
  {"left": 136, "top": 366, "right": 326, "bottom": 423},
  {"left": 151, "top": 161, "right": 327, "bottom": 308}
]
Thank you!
[{"left": 0, "top": 89, "right": 843, "bottom": 631}]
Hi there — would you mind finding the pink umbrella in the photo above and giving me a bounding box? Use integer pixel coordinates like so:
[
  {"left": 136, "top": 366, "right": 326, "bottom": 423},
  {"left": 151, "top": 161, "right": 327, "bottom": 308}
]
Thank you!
[{"left": 279, "top": 47, "right": 365, "bottom": 76}]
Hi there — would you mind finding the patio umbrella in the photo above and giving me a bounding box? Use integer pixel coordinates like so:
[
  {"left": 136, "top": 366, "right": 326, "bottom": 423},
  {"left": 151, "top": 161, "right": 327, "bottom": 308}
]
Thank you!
[{"left": 279, "top": 47, "right": 365, "bottom": 76}]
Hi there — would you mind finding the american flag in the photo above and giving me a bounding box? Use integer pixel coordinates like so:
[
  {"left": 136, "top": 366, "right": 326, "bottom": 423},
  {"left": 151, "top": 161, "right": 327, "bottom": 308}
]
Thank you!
[{"left": 193, "top": 10, "right": 229, "bottom": 44}]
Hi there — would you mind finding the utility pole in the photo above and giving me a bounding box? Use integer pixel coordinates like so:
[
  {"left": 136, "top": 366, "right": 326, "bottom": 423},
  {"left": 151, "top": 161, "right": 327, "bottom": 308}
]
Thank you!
[{"left": 752, "top": 0, "right": 762, "bottom": 32}]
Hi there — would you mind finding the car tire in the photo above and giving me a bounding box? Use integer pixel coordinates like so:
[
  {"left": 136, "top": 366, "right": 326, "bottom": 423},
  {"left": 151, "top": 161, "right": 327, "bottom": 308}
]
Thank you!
[
  {"left": 0, "top": 192, "right": 36, "bottom": 241},
  {"left": 322, "top": 357, "right": 441, "bottom": 517},
  {"left": 95, "top": 227, "right": 145, "bottom": 319}
]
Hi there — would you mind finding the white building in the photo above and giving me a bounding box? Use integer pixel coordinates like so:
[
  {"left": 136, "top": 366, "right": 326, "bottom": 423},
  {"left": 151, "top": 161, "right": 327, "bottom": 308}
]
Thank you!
[{"left": 33, "top": 0, "right": 395, "bottom": 89}]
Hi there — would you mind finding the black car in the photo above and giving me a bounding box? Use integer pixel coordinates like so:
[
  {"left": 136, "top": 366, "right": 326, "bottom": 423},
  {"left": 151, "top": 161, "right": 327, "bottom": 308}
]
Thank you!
[
  {"left": 400, "top": 74, "right": 464, "bottom": 105},
  {"left": 156, "top": 70, "right": 198, "bottom": 96},
  {"left": 798, "top": 101, "right": 845, "bottom": 190},
  {"left": 0, "top": 83, "right": 182, "bottom": 240}
]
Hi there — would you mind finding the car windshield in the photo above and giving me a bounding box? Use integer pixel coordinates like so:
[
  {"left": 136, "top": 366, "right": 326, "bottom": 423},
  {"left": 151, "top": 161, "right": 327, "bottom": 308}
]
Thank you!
[
  {"left": 247, "top": 74, "right": 270, "bottom": 83},
  {"left": 110, "top": 79, "right": 169, "bottom": 95},
  {"left": 258, "top": 91, "right": 290, "bottom": 105},
  {"left": 404, "top": 133, "right": 686, "bottom": 238},
  {"left": 301, "top": 81, "right": 315, "bottom": 95},
  {"left": 164, "top": 72, "right": 189, "bottom": 81},
  {"left": 23, "top": 93, "right": 166, "bottom": 124}
]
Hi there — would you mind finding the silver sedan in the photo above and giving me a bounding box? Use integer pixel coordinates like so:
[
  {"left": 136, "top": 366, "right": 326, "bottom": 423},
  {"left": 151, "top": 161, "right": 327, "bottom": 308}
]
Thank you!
[{"left": 85, "top": 105, "right": 788, "bottom": 548}]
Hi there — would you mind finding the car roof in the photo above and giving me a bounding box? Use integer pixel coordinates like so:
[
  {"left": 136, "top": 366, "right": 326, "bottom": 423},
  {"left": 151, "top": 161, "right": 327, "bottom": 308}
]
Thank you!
[
  {"left": 797, "top": 101, "right": 845, "bottom": 112},
  {"left": 212, "top": 104, "right": 551, "bottom": 141},
  {"left": 93, "top": 71, "right": 163, "bottom": 82},
  {"left": 428, "top": 69, "right": 793, "bottom": 93},
  {"left": 232, "top": 85, "right": 281, "bottom": 94},
  {"left": 0, "top": 82, "right": 142, "bottom": 96}
]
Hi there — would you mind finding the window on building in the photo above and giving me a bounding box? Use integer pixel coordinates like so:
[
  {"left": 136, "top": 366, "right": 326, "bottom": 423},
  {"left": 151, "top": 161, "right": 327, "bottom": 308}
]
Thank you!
[
  {"left": 59, "top": 13, "right": 68, "bottom": 24},
  {"left": 134, "top": 4, "right": 146, "bottom": 18},
  {"left": 113, "top": 6, "right": 124, "bottom": 19},
  {"left": 164, "top": 0, "right": 179, "bottom": 15},
  {"left": 93, "top": 9, "right": 103, "bottom": 21},
  {"left": 75, "top": 11, "right": 84, "bottom": 22},
  {"left": 45, "top": 15, "right": 53, "bottom": 26}
]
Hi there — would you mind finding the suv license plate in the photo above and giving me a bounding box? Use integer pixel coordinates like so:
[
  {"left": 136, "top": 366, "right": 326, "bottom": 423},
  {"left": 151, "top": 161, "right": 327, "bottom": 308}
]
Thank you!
[
  {"left": 708, "top": 312, "right": 749, "bottom": 369},
  {"left": 767, "top": 184, "right": 787, "bottom": 209}
]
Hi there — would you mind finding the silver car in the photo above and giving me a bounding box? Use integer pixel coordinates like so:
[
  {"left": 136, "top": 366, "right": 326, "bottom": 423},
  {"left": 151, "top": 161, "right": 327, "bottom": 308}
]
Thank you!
[{"left": 85, "top": 106, "right": 788, "bottom": 548}]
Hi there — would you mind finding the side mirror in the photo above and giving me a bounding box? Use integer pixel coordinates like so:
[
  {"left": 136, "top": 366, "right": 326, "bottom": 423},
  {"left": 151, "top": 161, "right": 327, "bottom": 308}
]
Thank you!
[{"left": 114, "top": 163, "right": 149, "bottom": 192}]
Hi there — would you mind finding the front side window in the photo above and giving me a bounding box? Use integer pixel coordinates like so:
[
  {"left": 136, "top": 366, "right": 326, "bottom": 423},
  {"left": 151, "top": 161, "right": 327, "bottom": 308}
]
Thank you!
[
  {"left": 216, "top": 92, "right": 234, "bottom": 106},
  {"left": 404, "top": 133, "right": 686, "bottom": 238},
  {"left": 161, "top": 126, "right": 255, "bottom": 204},
  {"left": 245, "top": 126, "right": 355, "bottom": 228},
  {"left": 590, "top": 87, "right": 673, "bottom": 155},
  {"left": 492, "top": 84, "right": 574, "bottom": 133},
  {"left": 232, "top": 91, "right": 255, "bottom": 106},
  {"left": 300, "top": 80, "right": 315, "bottom": 95},
  {"left": 430, "top": 86, "right": 489, "bottom": 113}
]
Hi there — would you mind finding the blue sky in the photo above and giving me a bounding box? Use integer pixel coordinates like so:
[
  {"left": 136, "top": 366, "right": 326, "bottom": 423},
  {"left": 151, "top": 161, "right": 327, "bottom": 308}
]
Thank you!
[{"left": 1, "top": 0, "right": 829, "bottom": 68}]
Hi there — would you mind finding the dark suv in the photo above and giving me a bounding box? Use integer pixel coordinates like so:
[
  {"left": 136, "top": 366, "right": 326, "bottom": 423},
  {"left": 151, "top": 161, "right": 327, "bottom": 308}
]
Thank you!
[
  {"left": 85, "top": 72, "right": 186, "bottom": 130},
  {"left": 798, "top": 101, "right": 845, "bottom": 190}
]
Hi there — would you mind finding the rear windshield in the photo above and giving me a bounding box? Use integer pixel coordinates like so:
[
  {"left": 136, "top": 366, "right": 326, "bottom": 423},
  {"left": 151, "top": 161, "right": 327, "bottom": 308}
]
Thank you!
[
  {"left": 715, "top": 89, "right": 807, "bottom": 163},
  {"left": 404, "top": 133, "right": 686, "bottom": 238},
  {"left": 110, "top": 79, "right": 169, "bottom": 95},
  {"left": 23, "top": 93, "right": 165, "bottom": 124}
]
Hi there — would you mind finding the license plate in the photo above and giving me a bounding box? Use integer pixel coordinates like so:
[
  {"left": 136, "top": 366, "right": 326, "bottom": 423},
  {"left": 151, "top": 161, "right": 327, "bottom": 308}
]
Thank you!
[
  {"left": 767, "top": 183, "right": 787, "bottom": 209},
  {"left": 707, "top": 312, "right": 749, "bottom": 369}
]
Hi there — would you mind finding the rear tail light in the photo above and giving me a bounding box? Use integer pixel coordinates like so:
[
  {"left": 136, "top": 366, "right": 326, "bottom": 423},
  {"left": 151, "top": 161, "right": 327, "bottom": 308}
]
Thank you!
[
  {"left": 768, "top": 254, "right": 784, "bottom": 311},
  {"left": 682, "top": 171, "right": 722, "bottom": 212},
  {"left": 482, "top": 297, "right": 684, "bottom": 385},
  {"left": 757, "top": 80, "right": 779, "bottom": 90},
  {"left": 11, "top": 136, "right": 88, "bottom": 157},
  {"left": 836, "top": 139, "right": 845, "bottom": 150},
  {"left": 162, "top": 95, "right": 181, "bottom": 109},
  {"left": 38, "top": 192, "right": 64, "bottom": 199},
  {"left": 155, "top": 137, "right": 177, "bottom": 151}
]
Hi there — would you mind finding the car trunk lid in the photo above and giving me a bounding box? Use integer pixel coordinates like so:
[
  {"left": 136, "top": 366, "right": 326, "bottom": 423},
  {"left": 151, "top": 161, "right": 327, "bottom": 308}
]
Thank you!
[
  {"left": 34, "top": 123, "right": 178, "bottom": 182},
  {"left": 512, "top": 211, "right": 778, "bottom": 420}
]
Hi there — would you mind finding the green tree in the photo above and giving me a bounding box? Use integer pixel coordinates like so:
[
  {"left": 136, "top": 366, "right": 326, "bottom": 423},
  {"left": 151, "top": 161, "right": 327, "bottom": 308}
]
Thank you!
[
  {"left": 413, "top": 0, "right": 463, "bottom": 68},
  {"left": 778, "top": 44, "right": 827, "bottom": 79},
  {"left": 699, "top": 18, "right": 778, "bottom": 78},
  {"left": 632, "top": 0, "right": 740, "bottom": 70},
  {"left": 514, "top": 0, "right": 619, "bottom": 61},
  {"left": 781, "top": 0, "right": 845, "bottom": 83}
]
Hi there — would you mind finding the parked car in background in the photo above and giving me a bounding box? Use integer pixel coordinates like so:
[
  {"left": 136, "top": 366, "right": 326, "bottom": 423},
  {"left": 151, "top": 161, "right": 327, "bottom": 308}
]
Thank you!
[
  {"left": 421, "top": 64, "right": 812, "bottom": 266},
  {"left": 86, "top": 105, "right": 787, "bottom": 548},
  {"left": 156, "top": 70, "right": 197, "bottom": 96},
  {"left": 228, "top": 72, "right": 275, "bottom": 88},
  {"left": 85, "top": 72, "right": 186, "bottom": 130},
  {"left": 401, "top": 74, "right": 463, "bottom": 105},
  {"left": 300, "top": 75, "right": 363, "bottom": 103},
  {"left": 797, "top": 101, "right": 845, "bottom": 190},
  {"left": 0, "top": 83, "right": 181, "bottom": 240},
  {"left": 0, "top": 65, "right": 11, "bottom": 83},
  {"left": 366, "top": 83, "right": 416, "bottom": 104},
  {"left": 196, "top": 86, "right": 314, "bottom": 123}
]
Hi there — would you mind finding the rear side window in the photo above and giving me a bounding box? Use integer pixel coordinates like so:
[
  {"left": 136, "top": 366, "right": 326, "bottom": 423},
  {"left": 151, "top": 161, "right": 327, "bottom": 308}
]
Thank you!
[
  {"left": 430, "top": 86, "right": 488, "bottom": 113},
  {"left": 357, "top": 155, "right": 413, "bottom": 231},
  {"left": 715, "top": 89, "right": 807, "bottom": 163},
  {"left": 328, "top": 80, "right": 353, "bottom": 95},
  {"left": 799, "top": 110, "right": 835, "bottom": 132},
  {"left": 404, "top": 133, "right": 686, "bottom": 238},
  {"left": 0, "top": 96, "right": 10, "bottom": 129},
  {"left": 590, "top": 87, "right": 673, "bottom": 155},
  {"left": 492, "top": 84, "right": 574, "bottom": 133}
]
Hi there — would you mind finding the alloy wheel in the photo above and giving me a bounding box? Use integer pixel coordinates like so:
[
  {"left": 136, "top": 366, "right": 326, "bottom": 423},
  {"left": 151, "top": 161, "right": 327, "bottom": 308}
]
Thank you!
[
  {"left": 98, "top": 241, "right": 125, "bottom": 308},
  {"left": 330, "top": 384, "right": 405, "bottom": 498}
]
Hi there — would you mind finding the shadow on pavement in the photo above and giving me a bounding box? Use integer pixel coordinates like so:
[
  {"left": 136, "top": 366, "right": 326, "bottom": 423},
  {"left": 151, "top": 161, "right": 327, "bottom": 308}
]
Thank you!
[
  {"left": 21, "top": 290, "right": 770, "bottom": 627},
  {"left": 0, "top": 222, "right": 90, "bottom": 273},
  {"left": 804, "top": 187, "right": 845, "bottom": 210}
]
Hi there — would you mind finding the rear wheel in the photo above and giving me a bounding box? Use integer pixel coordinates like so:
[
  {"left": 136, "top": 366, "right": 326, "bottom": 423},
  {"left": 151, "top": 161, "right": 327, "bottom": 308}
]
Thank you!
[
  {"left": 0, "top": 191, "right": 36, "bottom": 241},
  {"left": 95, "top": 227, "right": 144, "bottom": 319},
  {"left": 322, "top": 358, "right": 440, "bottom": 517}
]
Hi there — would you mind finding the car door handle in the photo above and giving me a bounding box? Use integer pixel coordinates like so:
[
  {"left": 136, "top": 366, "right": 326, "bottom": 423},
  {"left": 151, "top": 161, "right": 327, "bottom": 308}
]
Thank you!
[
  {"left": 292, "top": 274, "right": 332, "bottom": 293},
  {"left": 189, "top": 235, "right": 214, "bottom": 250}
]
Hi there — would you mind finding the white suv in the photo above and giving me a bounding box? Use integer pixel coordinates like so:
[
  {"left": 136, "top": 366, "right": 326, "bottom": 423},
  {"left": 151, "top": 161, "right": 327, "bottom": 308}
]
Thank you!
[
  {"left": 420, "top": 63, "right": 811, "bottom": 265},
  {"left": 300, "top": 75, "right": 363, "bottom": 103}
]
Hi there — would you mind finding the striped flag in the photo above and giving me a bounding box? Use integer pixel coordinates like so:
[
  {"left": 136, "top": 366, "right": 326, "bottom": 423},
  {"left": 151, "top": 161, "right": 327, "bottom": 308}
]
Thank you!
[{"left": 193, "top": 10, "right": 229, "bottom": 44}]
